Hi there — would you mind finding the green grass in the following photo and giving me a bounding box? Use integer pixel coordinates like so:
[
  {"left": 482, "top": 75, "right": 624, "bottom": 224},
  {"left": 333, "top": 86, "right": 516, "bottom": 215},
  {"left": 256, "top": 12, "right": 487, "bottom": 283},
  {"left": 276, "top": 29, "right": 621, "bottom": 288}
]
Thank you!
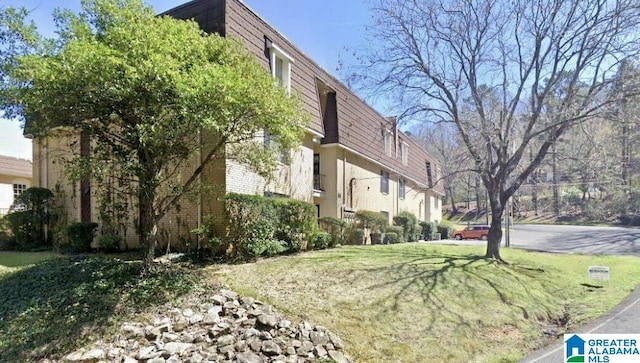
[
  {"left": 0, "top": 251, "right": 59, "bottom": 275},
  {"left": 210, "top": 244, "right": 640, "bottom": 363},
  {"left": 0, "top": 256, "right": 206, "bottom": 362}
]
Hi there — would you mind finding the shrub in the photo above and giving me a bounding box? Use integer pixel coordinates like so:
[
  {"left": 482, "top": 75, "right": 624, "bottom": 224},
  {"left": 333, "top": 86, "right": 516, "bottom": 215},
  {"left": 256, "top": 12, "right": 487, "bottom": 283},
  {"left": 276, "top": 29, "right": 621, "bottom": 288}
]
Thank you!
[
  {"left": 437, "top": 219, "right": 456, "bottom": 239},
  {"left": 419, "top": 221, "right": 438, "bottom": 240},
  {"left": 385, "top": 225, "right": 404, "bottom": 243},
  {"left": 223, "top": 193, "right": 317, "bottom": 259},
  {"left": 393, "top": 211, "right": 419, "bottom": 242},
  {"left": 348, "top": 228, "right": 366, "bottom": 244},
  {"left": 59, "top": 222, "right": 98, "bottom": 254},
  {"left": 385, "top": 232, "right": 400, "bottom": 244},
  {"left": 8, "top": 188, "right": 55, "bottom": 247},
  {"left": 318, "top": 216, "right": 349, "bottom": 247},
  {"left": 97, "top": 234, "right": 122, "bottom": 253},
  {"left": 310, "top": 232, "right": 332, "bottom": 250},
  {"left": 355, "top": 210, "right": 388, "bottom": 232}
]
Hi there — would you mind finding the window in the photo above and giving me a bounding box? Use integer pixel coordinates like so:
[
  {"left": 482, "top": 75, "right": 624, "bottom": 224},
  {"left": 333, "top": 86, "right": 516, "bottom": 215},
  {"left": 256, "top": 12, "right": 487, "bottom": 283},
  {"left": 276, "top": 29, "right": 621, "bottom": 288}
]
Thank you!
[
  {"left": 400, "top": 142, "right": 408, "bottom": 165},
  {"left": 264, "top": 131, "right": 290, "bottom": 164},
  {"left": 380, "top": 170, "right": 389, "bottom": 194},
  {"left": 267, "top": 41, "right": 294, "bottom": 93},
  {"left": 434, "top": 196, "right": 439, "bottom": 209},
  {"left": 399, "top": 179, "right": 406, "bottom": 199},
  {"left": 383, "top": 129, "right": 393, "bottom": 157},
  {"left": 426, "top": 162, "right": 433, "bottom": 188},
  {"left": 13, "top": 183, "right": 26, "bottom": 199}
]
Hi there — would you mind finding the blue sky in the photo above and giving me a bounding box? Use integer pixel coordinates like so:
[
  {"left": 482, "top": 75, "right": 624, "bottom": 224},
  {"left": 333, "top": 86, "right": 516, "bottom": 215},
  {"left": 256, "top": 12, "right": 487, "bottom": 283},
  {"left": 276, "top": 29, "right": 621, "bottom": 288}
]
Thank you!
[{"left": 0, "top": 0, "right": 372, "bottom": 160}]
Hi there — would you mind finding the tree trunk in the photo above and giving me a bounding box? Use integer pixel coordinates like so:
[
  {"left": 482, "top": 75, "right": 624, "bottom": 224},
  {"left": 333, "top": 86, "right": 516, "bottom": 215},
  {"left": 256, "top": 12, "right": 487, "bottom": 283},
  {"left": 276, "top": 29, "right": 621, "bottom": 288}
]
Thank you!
[
  {"left": 139, "top": 187, "right": 157, "bottom": 270},
  {"left": 447, "top": 185, "right": 458, "bottom": 215},
  {"left": 552, "top": 140, "right": 560, "bottom": 216},
  {"left": 485, "top": 191, "right": 504, "bottom": 262}
]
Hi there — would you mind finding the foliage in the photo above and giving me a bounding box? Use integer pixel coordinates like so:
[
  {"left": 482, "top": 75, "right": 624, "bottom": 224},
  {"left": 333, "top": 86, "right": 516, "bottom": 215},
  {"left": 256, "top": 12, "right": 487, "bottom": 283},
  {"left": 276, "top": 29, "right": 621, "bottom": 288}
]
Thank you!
[
  {"left": 419, "top": 221, "right": 438, "bottom": 240},
  {"left": 385, "top": 225, "right": 404, "bottom": 243},
  {"left": 0, "top": 256, "right": 202, "bottom": 361},
  {"left": 354, "top": 210, "right": 388, "bottom": 233},
  {"left": 272, "top": 198, "right": 318, "bottom": 252},
  {"left": 97, "top": 234, "right": 122, "bottom": 253},
  {"left": 191, "top": 215, "right": 228, "bottom": 256},
  {"left": 385, "top": 231, "right": 400, "bottom": 244},
  {"left": 348, "top": 228, "right": 366, "bottom": 245},
  {"left": 222, "top": 193, "right": 317, "bottom": 259},
  {"left": 3, "top": 187, "right": 55, "bottom": 249},
  {"left": 393, "top": 211, "right": 419, "bottom": 242},
  {"left": 309, "top": 232, "right": 333, "bottom": 250},
  {"left": 437, "top": 220, "right": 456, "bottom": 240},
  {"left": 1, "top": 0, "right": 308, "bottom": 267},
  {"left": 318, "top": 216, "right": 349, "bottom": 247},
  {"left": 58, "top": 222, "right": 98, "bottom": 254}
]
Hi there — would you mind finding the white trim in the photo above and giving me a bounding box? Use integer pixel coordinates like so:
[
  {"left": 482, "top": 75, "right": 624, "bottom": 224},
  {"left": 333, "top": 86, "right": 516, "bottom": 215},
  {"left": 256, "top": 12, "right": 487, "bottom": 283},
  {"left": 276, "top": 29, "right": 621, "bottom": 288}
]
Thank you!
[{"left": 266, "top": 41, "right": 295, "bottom": 63}]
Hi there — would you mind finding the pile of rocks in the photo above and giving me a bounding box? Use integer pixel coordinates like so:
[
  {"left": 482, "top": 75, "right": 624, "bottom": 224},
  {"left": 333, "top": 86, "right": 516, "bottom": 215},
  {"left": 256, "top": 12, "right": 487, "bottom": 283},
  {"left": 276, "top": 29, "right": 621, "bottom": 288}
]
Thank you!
[{"left": 61, "top": 288, "right": 350, "bottom": 363}]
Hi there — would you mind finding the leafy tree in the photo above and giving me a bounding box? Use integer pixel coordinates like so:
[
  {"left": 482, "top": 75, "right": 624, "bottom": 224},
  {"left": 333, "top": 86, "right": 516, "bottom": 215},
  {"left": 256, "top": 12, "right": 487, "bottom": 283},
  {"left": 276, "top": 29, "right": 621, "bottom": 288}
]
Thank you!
[
  {"left": 359, "top": 0, "right": 640, "bottom": 261},
  {"left": 1, "top": 0, "right": 308, "bottom": 268}
]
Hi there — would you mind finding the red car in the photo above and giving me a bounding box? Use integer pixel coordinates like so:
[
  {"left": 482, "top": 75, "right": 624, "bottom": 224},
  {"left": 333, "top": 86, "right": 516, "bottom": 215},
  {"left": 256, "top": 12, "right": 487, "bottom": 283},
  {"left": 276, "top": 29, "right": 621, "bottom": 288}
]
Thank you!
[{"left": 452, "top": 225, "right": 490, "bottom": 240}]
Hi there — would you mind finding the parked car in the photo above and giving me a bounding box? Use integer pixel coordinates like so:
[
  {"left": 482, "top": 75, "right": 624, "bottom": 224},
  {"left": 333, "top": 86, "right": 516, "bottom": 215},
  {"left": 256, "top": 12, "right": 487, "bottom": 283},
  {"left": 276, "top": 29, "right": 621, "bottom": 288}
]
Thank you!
[{"left": 452, "top": 225, "right": 490, "bottom": 240}]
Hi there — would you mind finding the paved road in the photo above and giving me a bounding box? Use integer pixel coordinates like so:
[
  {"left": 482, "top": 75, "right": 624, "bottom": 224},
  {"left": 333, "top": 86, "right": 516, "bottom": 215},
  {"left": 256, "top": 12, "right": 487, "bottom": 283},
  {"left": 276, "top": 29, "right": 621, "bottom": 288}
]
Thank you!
[{"left": 441, "top": 224, "right": 640, "bottom": 256}]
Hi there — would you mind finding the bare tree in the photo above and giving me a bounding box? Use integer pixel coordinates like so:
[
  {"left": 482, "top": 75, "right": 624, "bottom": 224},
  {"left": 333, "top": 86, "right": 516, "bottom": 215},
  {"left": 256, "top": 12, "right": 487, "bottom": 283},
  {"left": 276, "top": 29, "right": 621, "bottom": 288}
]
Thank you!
[{"left": 359, "top": 0, "right": 640, "bottom": 261}]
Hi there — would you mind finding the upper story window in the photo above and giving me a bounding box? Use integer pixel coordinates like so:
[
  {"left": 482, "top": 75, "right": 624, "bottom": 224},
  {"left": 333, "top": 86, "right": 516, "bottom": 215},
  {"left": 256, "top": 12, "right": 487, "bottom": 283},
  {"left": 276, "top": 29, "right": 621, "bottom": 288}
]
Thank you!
[
  {"left": 400, "top": 142, "right": 409, "bottom": 165},
  {"left": 267, "top": 40, "right": 294, "bottom": 94},
  {"left": 399, "top": 179, "right": 406, "bottom": 199},
  {"left": 13, "top": 183, "right": 26, "bottom": 199},
  {"left": 383, "top": 129, "right": 393, "bottom": 157},
  {"left": 426, "top": 162, "right": 433, "bottom": 188},
  {"left": 380, "top": 170, "right": 390, "bottom": 194}
]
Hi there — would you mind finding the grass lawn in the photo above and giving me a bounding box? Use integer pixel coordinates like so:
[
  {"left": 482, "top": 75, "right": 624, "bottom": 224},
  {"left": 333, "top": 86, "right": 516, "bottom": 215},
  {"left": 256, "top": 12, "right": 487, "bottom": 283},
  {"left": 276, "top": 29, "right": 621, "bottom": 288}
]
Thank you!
[
  {"left": 0, "top": 251, "right": 59, "bottom": 274},
  {"left": 209, "top": 243, "right": 640, "bottom": 363}
]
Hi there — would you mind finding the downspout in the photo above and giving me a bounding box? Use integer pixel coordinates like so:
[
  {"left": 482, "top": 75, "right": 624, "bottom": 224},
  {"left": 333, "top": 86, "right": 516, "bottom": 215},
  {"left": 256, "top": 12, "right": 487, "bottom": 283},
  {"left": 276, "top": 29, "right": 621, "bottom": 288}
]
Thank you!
[{"left": 197, "top": 131, "right": 202, "bottom": 249}]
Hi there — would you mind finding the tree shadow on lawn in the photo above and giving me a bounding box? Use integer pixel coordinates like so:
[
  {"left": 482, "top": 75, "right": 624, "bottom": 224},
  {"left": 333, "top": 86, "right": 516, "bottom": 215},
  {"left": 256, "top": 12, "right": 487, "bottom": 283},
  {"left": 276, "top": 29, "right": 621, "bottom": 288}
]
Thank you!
[
  {"left": 0, "top": 256, "right": 199, "bottom": 361},
  {"left": 359, "top": 251, "right": 549, "bottom": 334}
]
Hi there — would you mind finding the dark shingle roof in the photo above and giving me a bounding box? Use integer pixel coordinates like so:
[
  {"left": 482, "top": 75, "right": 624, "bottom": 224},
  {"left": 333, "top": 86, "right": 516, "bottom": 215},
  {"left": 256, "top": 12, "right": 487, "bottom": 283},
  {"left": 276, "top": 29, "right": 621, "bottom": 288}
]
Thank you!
[{"left": 0, "top": 155, "right": 32, "bottom": 178}]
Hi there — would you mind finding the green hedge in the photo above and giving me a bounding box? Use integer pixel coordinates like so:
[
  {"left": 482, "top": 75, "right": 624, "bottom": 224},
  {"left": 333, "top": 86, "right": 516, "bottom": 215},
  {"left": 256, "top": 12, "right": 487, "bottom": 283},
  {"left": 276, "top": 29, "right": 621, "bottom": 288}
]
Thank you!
[
  {"left": 437, "top": 219, "right": 456, "bottom": 239},
  {"left": 386, "top": 225, "right": 404, "bottom": 243},
  {"left": 355, "top": 210, "right": 388, "bottom": 232},
  {"left": 57, "top": 222, "right": 98, "bottom": 254},
  {"left": 318, "top": 216, "right": 348, "bottom": 247},
  {"left": 419, "top": 221, "right": 438, "bottom": 240},
  {"left": 4, "top": 187, "right": 55, "bottom": 249},
  {"left": 393, "top": 211, "right": 419, "bottom": 242},
  {"left": 223, "top": 193, "right": 318, "bottom": 259}
]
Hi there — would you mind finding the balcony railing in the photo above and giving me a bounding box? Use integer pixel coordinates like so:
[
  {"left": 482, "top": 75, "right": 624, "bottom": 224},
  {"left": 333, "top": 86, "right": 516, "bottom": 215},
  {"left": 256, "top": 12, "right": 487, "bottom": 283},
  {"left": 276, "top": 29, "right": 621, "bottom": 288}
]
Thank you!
[{"left": 313, "top": 174, "right": 325, "bottom": 191}]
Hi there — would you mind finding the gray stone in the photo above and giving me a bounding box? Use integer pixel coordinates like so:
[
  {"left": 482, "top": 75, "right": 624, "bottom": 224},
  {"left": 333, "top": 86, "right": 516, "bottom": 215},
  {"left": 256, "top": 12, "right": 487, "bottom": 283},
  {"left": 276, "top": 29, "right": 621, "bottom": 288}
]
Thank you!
[
  {"left": 163, "top": 333, "right": 180, "bottom": 342},
  {"left": 145, "top": 326, "right": 162, "bottom": 340},
  {"left": 122, "top": 323, "right": 145, "bottom": 339},
  {"left": 309, "top": 331, "right": 329, "bottom": 346},
  {"left": 217, "top": 334, "right": 235, "bottom": 347},
  {"left": 123, "top": 358, "right": 139, "bottom": 363},
  {"left": 296, "top": 341, "right": 314, "bottom": 355},
  {"left": 63, "top": 351, "right": 84, "bottom": 362},
  {"left": 182, "top": 308, "right": 194, "bottom": 318},
  {"left": 243, "top": 328, "right": 260, "bottom": 339},
  {"left": 278, "top": 319, "right": 292, "bottom": 329},
  {"left": 137, "top": 346, "right": 159, "bottom": 360},
  {"left": 286, "top": 346, "right": 297, "bottom": 356},
  {"left": 207, "top": 305, "right": 223, "bottom": 316},
  {"left": 314, "top": 344, "right": 327, "bottom": 357},
  {"left": 261, "top": 340, "right": 282, "bottom": 356},
  {"left": 257, "top": 314, "right": 278, "bottom": 328},
  {"left": 212, "top": 294, "right": 226, "bottom": 305},
  {"left": 166, "top": 357, "right": 181, "bottom": 363},
  {"left": 328, "top": 350, "right": 349, "bottom": 363},
  {"left": 236, "top": 351, "right": 264, "bottom": 363},
  {"left": 107, "top": 347, "right": 122, "bottom": 359},
  {"left": 189, "top": 313, "right": 204, "bottom": 324},
  {"left": 325, "top": 343, "right": 335, "bottom": 351},
  {"left": 240, "top": 296, "right": 255, "bottom": 306},
  {"left": 148, "top": 358, "right": 166, "bottom": 363},
  {"left": 248, "top": 337, "right": 262, "bottom": 352},
  {"left": 163, "top": 342, "right": 192, "bottom": 356},
  {"left": 329, "top": 332, "right": 344, "bottom": 349},
  {"left": 189, "top": 353, "right": 204, "bottom": 363},
  {"left": 173, "top": 318, "right": 188, "bottom": 332},
  {"left": 220, "top": 289, "right": 238, "bottom": 300},
  {"left": 180, "top": 333, "right": 195, "bottom": 343},
  {"left": 203, "top": 313, "right": 220, "bottom": 325},
  {"left": 291, "top": 340, "right": 302, "bottom": 348},
  {"left": 81, "top": 348, "right": 105, "bottom": 360},
  {"left": 233, "top": 308, "right": 247, "bottom": 318}
]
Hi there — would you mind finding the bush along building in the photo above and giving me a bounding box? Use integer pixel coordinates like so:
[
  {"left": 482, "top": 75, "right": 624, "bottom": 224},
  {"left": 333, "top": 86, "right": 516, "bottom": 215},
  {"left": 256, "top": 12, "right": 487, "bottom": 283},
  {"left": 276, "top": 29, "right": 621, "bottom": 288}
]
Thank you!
[{"left": 28, "top": 0, "right": 444, "bottom": 253}]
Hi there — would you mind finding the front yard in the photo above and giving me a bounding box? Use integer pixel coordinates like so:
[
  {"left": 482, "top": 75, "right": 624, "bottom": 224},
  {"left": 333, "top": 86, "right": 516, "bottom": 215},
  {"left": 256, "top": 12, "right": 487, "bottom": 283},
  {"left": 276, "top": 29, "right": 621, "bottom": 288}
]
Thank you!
[{"left": 1, "top": 244, "right": 639, "bottom": 362}]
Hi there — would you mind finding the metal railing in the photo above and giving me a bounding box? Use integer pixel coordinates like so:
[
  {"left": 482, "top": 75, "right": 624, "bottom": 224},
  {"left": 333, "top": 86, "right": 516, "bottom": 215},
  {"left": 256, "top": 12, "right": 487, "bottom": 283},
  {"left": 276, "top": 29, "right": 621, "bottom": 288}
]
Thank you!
[{"left": 313, "top": 174, "right": 325, "bottom": 191}]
